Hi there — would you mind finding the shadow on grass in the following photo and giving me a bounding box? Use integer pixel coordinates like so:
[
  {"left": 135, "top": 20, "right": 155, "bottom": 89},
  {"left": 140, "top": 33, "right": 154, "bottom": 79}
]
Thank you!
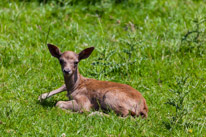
[
  {"left": 36, "top": 100, "right": 56, "bottom": 108},
  {"left": 36, "top": 99, "right": 68, "bottom": 108}
]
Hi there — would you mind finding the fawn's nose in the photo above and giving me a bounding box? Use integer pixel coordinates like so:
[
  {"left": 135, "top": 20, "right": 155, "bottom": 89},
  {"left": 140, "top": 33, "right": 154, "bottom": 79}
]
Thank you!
[{"left": 63, "top": 69, "right": 71, "bottom": 74}]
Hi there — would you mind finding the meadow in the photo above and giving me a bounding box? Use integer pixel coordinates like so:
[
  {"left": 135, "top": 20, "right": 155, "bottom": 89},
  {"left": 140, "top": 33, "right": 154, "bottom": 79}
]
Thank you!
[{"left": 0, "top": 0, "right": 206, "bottom": 136}]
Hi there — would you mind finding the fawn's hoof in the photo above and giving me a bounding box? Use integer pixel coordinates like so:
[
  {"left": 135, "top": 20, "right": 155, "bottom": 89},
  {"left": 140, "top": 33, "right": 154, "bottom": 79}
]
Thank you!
[{"left": 38, "top": 93, "right": 49, "bottom": 101}]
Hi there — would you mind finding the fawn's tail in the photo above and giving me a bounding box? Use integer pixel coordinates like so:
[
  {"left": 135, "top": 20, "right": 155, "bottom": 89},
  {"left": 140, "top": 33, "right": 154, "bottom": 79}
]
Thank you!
[
  {"left": 130, "top": 99, "right": 148, "bottom": 118},
  {"left": 140, "top": 98, "right": 148, "bottom": 118}
]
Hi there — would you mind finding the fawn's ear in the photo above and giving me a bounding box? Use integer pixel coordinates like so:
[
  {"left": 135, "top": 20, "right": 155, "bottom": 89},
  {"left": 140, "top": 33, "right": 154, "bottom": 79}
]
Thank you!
[
  {"left": 78, "top": 47, "right": 94, "bottom": 61},
  {"left": 47, "top": 44, "right": 61, "bottom": 58}
]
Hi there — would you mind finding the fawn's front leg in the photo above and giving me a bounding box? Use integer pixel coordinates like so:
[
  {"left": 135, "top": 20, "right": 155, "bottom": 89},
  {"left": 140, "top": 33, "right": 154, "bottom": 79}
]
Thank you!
[
  {"left": 56, "top": 95, "right": 92, "bottom": 112},
  {"left": 56, "top": 100, "right": 80, "bottom": 111},
  {"left": 38, "top": 84, "right": 66, "bottom": 101}
]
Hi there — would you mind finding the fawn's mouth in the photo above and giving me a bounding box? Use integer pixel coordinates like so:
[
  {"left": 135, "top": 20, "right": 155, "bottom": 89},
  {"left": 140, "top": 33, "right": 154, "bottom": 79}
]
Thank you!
[
  {"left": 63, "top": 72, "right": 72, "bottom": 76},
  {"left": 63, "top": 69, "right": 72, "bottom": 76}
]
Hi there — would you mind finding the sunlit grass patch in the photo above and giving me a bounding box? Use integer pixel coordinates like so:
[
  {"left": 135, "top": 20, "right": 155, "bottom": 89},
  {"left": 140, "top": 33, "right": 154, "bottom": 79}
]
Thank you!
[{"left": 0, "top": 0, "right": 206, "bottom": 136}]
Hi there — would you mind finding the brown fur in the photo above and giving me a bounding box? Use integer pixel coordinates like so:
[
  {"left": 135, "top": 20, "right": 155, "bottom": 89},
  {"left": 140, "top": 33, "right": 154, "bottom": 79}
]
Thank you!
[{"left": 38, "top": 44, "right": 148, "bottom": 118}]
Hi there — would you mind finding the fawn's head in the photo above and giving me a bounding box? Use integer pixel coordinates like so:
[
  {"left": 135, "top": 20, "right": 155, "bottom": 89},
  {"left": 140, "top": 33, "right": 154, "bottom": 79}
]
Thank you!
[{"left": 47, "top": 44, "right": 94, "bottom": 76}]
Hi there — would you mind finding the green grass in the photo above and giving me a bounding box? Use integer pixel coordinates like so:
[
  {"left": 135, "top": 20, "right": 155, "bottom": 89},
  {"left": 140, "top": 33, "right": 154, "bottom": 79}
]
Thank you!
[{"left": 0, "top": 0, "right": 206, "bottom": 136}]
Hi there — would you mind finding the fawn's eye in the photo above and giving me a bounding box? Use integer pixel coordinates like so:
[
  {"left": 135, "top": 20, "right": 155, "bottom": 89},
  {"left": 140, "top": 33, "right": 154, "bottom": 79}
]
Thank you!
[{"left": 74, "top": 61, "right": 78, "bottom": 65}]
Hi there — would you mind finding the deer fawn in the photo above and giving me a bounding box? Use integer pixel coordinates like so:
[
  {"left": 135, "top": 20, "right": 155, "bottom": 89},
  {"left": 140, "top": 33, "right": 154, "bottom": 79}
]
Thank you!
[{"left": 38, "top": 44, "right": 148, "bottom": 118}]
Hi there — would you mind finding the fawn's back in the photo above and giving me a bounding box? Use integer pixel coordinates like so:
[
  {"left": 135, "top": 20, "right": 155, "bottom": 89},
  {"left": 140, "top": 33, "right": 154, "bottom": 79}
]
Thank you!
[{"left": 70, "top": 77, "right": 148, "bottom": 117}]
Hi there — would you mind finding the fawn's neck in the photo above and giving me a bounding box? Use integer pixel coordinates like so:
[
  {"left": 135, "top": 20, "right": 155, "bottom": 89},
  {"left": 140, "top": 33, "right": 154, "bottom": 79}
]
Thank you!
[{"left": 63, "top": 68, "right": 83, "bottom": 93}]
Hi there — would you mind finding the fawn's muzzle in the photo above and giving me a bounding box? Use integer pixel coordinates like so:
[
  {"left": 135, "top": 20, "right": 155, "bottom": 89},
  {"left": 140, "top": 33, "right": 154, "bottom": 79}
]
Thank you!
[{"left": 63, "top": 69, "right": 71, "bottom": 74}]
